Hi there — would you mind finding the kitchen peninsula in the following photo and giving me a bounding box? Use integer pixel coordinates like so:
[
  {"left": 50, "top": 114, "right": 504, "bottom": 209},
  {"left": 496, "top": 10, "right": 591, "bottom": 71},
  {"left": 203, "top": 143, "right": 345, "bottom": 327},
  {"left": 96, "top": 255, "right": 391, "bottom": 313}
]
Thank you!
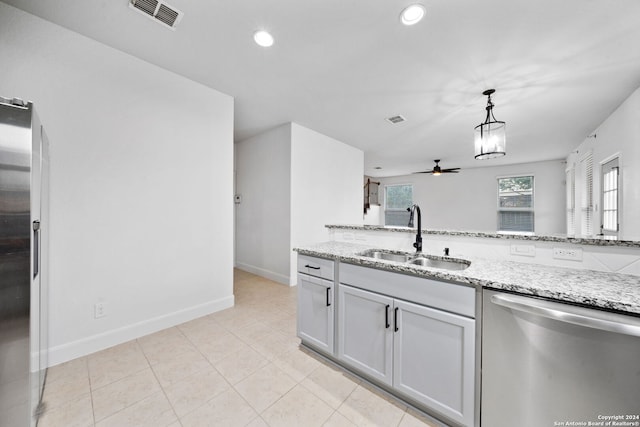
[
  {"left": 294, "top": 225, "right": 640, "bottom": 427},
  {"left": 295, "top": 240, "right": 640, "bottom": 314}
]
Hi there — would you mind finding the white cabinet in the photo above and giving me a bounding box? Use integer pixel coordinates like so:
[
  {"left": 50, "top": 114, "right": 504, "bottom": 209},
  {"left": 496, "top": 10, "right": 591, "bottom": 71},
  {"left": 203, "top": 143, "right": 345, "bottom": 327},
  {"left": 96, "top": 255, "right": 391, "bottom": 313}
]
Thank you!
[
  {"left": 297, "top": 255, "right": 335, "bottom": 354},
  {"left": 338, "top": 264, "right": 476, "bottom": 427},
  {"left": 393, "top": 299, "right": 475, "bottom": 427},
  {"left": 337, "top": 285, "right": 394, "bottom": 385}
]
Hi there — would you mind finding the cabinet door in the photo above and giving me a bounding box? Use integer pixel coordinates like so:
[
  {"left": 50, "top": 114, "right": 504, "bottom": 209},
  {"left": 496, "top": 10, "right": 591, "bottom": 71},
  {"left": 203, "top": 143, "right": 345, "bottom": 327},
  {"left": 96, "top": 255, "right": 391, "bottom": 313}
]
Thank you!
[
  {"left": 393, "top": 299, "right": 475, "bottom": 427},
  {"left": 297, "top": 273, "right": 334, "bottom": 354},
  {"left": 338, "top": 285, "right": 394, "bottom": 386}
]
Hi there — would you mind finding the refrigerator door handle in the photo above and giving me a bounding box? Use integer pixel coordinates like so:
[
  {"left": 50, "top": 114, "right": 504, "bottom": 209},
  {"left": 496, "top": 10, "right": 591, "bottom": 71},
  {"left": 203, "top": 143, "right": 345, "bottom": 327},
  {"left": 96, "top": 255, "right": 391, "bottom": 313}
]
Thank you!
[
  {"left": 33, "top": 220, "right": 40, "bottom": 279},
  {"left": 490, "top": 294, "right": 640, "bottom": 338}
]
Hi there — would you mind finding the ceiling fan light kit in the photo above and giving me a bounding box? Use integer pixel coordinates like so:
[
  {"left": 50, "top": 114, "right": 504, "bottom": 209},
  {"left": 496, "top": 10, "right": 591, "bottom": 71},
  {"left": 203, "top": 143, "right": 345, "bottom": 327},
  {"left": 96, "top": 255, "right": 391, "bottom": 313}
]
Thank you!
[
  {"left": 416, "top": 160, "right": 460, "bottom": 175},
  {"left": 474, "top": 89, "right": 506, "bottom": 160}
]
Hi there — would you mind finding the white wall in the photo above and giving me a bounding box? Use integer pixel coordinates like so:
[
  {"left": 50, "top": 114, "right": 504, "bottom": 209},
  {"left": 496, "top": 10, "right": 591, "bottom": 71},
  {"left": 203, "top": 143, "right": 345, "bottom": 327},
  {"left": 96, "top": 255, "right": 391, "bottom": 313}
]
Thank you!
[
  {"left": 290, "top": 123, "right": 364, "bottom": 284},
  {"left": 235, "top": 124, "right": 292, "bottom": 284},
  {"left": 567, "top": 86, "right": 640, "bottom": 240},
  {"left": 235, "top": 122, "right": 364, "bottom": 286},
  {"left": 376, "top": 160, "right": 566, "bottom": 235},
  {"left": 0, "top": 3, "right": 234, "bottom": 365}
]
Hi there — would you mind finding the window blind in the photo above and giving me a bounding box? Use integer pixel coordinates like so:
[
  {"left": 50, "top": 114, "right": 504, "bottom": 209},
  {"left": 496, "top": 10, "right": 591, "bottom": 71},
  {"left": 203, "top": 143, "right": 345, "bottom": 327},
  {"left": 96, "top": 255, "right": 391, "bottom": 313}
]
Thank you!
[
  {"left": 498, "top": 211, "right": 534, "bottom": 232},
  {"left": 566, "top": 168, "right": 575, "bottom": 236},
  {"left": 580, "top": 153, "right": 593, "bottom": 236}
]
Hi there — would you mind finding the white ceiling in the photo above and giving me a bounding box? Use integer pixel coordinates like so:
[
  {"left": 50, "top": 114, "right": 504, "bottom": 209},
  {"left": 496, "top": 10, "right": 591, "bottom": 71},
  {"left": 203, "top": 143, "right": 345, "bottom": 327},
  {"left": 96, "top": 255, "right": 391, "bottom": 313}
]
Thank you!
[{"left": 4, "top": 0, "right": 640, "bottom": 177}]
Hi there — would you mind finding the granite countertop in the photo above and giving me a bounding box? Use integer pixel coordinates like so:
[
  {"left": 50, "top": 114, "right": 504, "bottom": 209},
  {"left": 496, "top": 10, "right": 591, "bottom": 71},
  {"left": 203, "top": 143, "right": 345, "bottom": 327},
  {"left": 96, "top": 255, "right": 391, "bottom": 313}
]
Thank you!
[
  {"left": 294, "top": 241, "right": 640, "bottom": 316},
  {"left": 325, "top": 224, "right": 640, "bottom": 248}
]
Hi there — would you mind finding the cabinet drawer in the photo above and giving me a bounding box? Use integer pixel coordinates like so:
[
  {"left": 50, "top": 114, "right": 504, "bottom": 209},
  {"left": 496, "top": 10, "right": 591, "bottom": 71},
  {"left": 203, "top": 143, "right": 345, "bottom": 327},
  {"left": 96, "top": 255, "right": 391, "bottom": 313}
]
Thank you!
[
  {"left": 340, "top": 263, "right": 475, "bottom": 318},
  {"left": 297, "top": 255, "right": 334, "bottom": 280}
]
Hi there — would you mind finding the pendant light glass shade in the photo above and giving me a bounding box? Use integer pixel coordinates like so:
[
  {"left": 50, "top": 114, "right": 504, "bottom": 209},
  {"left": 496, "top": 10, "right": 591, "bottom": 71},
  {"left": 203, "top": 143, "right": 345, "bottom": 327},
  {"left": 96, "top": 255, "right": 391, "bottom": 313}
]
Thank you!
[{"left": 474, "top": 89, "right": 506, "bottom": 160}]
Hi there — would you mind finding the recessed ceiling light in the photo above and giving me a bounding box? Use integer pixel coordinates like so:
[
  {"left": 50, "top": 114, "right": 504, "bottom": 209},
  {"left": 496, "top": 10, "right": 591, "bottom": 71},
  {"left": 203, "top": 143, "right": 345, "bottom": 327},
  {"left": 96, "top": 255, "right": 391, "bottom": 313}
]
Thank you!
[
  {"left": 253, "top": 30, "right": 274, "bottom": 47},
  {"left": 400, "top": 4, "right": 426, "bottom": 26}
]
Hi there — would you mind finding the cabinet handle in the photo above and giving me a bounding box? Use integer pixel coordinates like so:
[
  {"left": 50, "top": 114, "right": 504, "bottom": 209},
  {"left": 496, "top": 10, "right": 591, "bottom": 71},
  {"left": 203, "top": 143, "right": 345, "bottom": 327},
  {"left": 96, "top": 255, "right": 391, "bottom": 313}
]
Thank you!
[
  {"left": 491, "top": 294, "right": 640, "bottom": 338},
  {"left": 326, "top": 288, "right": 331, "bottom": 306},
  {"left": 394, "top": 307, "right": 399, "bottom": 332},
  {"left": 385, "top": 304, "right": 390, "bottom": 328},
  {"left": 305, "top": 264, "right": 321, "bottom": 270}
]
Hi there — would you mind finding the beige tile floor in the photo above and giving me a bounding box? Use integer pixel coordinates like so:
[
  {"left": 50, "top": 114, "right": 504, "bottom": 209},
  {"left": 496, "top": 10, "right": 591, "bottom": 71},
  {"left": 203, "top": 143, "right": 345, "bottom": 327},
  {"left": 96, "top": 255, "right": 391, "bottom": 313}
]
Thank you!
[{"left": 39, "top": 269, "right": 439, "bottom": 427}]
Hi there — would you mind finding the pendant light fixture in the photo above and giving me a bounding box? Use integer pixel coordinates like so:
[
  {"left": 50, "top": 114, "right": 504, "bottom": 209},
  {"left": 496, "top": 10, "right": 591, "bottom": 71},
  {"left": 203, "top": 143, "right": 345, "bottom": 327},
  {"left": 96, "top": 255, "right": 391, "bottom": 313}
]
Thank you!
[{"left": 474, "top": 89, "right": 506, "bottom": 159}]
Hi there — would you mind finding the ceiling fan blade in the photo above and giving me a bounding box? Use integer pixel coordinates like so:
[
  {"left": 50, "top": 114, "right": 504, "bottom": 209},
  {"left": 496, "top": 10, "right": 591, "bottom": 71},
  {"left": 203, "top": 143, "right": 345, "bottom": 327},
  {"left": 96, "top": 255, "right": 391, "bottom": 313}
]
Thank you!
[
  {"left": 442, "top": 170, "right": 460, "bottom": 173},
  {"left": 441, "top": 167, "right": 461, "bottom": 172},
  {"left": 413, "top": 170, "right": 433, "bottom": 174}
]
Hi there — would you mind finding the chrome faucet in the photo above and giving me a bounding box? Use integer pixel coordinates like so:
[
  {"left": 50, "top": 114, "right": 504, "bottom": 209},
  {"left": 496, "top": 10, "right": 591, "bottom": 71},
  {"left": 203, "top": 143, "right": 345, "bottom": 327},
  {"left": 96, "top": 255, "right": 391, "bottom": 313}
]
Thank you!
[{"left": 406, "top": 204, "right": 422, "bottom": 253}]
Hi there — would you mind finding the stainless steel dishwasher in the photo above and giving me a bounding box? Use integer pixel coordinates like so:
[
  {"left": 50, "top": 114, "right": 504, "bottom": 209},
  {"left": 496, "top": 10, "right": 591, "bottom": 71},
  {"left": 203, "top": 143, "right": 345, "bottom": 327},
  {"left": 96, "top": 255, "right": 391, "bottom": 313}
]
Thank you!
[{"left": 482, "top": 290, "right": 640, "bottom": 427}]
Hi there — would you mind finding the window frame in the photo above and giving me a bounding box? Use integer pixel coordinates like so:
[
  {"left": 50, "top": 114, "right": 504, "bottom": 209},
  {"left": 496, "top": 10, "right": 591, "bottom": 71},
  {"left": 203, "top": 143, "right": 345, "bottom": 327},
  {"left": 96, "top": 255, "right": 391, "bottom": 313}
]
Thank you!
[
  {"left": 565, "top": 167, "right": 576, "bottom": 237},
  {"left": 383, "top": 183, "right": 413, "bottom": 227},
  {"left": 496, "top": 174, "right": 535, "bottom": 235},
  {"left": 600, "top": 156, "right": 620, "bottom": 238}
]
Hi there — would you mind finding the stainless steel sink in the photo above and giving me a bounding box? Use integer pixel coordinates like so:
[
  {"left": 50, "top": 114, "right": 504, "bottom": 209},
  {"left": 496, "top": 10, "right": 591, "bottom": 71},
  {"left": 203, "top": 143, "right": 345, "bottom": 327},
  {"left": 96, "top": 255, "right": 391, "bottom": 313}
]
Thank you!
[
  {"left": 409, "top": 257, "right": 470, "bottom": 271},
  {"left": 358, "top": 249, "right": 413, "bottom": 263},
  {"left": 358, "top": 249, "right": 470, "bottom": 271}
]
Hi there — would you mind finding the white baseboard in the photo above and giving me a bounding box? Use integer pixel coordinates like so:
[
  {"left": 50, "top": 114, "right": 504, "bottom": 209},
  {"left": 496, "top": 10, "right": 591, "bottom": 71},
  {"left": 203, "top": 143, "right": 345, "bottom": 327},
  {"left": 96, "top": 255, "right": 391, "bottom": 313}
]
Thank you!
[
  {"left": 47, "top": 295, "right": 234, "bottom": 367},
  {"left": 235, "top": 262, "right": 290, "bottom": 286}
]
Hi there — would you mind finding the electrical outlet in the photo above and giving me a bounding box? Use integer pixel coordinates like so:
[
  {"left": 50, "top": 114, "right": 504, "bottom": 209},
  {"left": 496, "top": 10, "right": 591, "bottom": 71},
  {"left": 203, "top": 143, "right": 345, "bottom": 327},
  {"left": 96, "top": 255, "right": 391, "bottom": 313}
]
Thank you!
[
  {"left": 553, "top": 247, "right": 583, "bottom": 261},
  {"left": 94, "top": 302, "right": 106, "bottom": 319}
]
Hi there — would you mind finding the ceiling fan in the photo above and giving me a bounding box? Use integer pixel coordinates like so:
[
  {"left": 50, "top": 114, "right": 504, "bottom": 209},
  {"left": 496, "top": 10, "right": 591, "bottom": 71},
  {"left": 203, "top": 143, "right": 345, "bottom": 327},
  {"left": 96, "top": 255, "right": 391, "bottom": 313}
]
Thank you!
[{"left": 415, "top": 159, "right": 461, "bottom": 175}]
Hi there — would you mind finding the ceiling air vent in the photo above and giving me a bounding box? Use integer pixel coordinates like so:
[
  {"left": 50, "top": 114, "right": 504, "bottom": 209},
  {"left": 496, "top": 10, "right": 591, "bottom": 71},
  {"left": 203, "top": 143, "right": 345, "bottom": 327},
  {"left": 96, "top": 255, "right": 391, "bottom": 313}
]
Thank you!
[
  {"left": 129, "top": 0, "right": 183, "bottom": 30},
  {"left": 385, "top": 115, "right": 406, "bottom": 124}
]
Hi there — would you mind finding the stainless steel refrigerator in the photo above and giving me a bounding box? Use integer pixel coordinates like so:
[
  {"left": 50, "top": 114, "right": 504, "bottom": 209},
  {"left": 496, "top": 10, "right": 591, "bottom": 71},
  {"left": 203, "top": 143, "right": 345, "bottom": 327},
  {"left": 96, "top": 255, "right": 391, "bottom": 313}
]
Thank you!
[{"left": 0, "top": 96, "right": 49, "bottom": 427}]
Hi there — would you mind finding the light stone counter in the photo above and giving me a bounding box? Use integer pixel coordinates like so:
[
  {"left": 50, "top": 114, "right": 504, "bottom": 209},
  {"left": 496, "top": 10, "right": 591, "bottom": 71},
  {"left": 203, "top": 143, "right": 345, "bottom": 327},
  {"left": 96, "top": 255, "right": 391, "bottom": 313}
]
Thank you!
[
  {"left": 326, "top": 224, "right": 640, "bottom": 248},
  {"left": 294, "top": 241, "right": 640, "bottom": 316}
]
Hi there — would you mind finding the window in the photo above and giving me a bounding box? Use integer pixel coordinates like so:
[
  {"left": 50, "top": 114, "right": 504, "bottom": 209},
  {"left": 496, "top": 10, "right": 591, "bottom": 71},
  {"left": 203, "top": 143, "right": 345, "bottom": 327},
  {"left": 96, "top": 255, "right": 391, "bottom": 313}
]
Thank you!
[
  {"left": 566, "top": 167, "right": 575, "bottom": 236},
  {"left": 497, "top": 176, "right": 534, "bottom": 233},
  {"left": 601, "top": 157, "right": 619, "bottom": 237},
  {"left": 579, "top": 152, "right": 594, "bottom": 236},
  {"left": 384, "top": 184, "right": 413, "bottom": 226}
]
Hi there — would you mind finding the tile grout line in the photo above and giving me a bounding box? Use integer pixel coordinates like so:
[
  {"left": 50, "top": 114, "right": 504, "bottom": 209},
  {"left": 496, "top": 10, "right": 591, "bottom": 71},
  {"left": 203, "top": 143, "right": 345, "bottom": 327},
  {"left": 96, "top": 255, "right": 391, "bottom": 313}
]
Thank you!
[
  {"left": 333, "top": 381, "right": 358, "bottom": 420},
  {"left": 167, "top": 309, "right": 251, "bottom": 424},
  {"left": 85, "top": 356, "right": 97, "bottom": 427},
  {"left": 138, "top": 338, "right": 183, "bottom": 427}
]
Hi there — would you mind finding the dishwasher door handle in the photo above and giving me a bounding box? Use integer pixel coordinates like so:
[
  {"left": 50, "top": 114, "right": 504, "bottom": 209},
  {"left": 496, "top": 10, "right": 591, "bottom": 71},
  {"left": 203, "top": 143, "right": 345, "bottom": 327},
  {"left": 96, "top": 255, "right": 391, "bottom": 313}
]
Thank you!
[{"left": 490, "top": 294, "right": 640, "bottom": 338}]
